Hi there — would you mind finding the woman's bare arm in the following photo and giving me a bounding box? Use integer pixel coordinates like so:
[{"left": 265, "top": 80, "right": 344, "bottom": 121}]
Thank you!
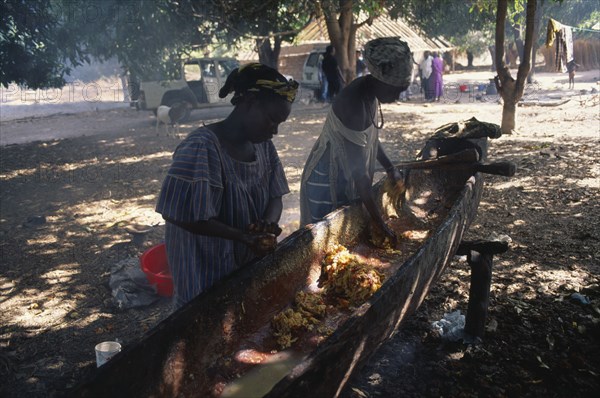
[
  {"left": 163, "top": 216, "right": 276, "bottom": 255},
  {"left": 343, "top": 140, "right": 396, "bottom": 242}
]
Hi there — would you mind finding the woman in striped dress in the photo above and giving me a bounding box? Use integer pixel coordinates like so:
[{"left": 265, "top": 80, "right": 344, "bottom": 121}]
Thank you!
[{"left": 156, "top": 64, "right": 298, "bottom": 308}]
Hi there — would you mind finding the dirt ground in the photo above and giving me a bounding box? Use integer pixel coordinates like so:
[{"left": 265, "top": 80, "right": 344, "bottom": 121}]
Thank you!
[{"left": 1, "top": 69, "right": 599, "bottom": 397}]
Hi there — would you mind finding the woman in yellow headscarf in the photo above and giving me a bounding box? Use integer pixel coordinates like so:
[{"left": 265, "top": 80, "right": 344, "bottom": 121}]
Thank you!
[{"left": 156, "top": 63, "right": 299, "bottom": 308}]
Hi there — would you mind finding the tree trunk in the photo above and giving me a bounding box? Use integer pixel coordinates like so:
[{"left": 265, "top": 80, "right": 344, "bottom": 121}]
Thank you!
[
  {"left": 321, "top": 0, "right": 379, "bottom": 85},
  {"left": 346, "top": 22, "right": 358, "bottom": 83},
  {"left": 528, "top": 44, "right": 538, "bottom": 84},
  {"left": 467, "top": 51, "right": 474, "bottom": 68},
  {"left": 256, "top": 37, "right": 282, "bottom": 70},
  {"left": 511, "top": 23, "right": 525, "bottom": 64},
  {"left": 322, "top": 0, "right": 352, "bottom": 87},
  {"left": 488, "top": 45, "right": 496, "bottom": 71},
  {"left": 446, "top": 50, "right": 455, "bottom": 72},
  {"left": 528, "top": 0, "right": 543, "bottom": 83},
  {"left": 500, "top": 96, "right": 517, "bottom": 133},
  {"left": 495, "top": 0, "right": 536, "bottom": 135}
]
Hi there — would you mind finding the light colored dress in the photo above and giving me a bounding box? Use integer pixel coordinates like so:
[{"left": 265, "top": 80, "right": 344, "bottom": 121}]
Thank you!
[
  {"left": 156, "top": 127, "right": 289, "bottom": 308},
  {"left": 300, "top": 106, "right": 379, "bottom": 226}
]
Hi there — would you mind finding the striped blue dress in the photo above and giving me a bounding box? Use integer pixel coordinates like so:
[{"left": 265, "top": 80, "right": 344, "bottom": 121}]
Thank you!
[{"left": 156, "top": 127, "right": 289, "bottom": 308}]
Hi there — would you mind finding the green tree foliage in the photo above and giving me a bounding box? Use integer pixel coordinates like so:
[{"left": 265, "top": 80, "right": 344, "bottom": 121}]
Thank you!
[
  {"left": 390, "top": 0, "right": 499, "bottom": 59},
  {"left": 0, "top": 0, "right": 217, "bottom": 87},
  {"left": 400, "top": 1, "right": 497, "bottom": 57},
  {"left": 541, "top": 0, "right": 598, "bottom": 27},
  {"left": 0, "top": 0, "right": 70, "bottom": 88},
  {"left": 539, "top": 0, "right": 599, "bottom": 41},
  {"left": 205, "top": 0, "right": 312, "bottom": 68},
  {"left": 391, "top": 0, "right": 494, "bottom": 39},
  {"left": 0, "top": 0, "right": 314, "bottom": 88},
  {"left": 58, "top": 0, "right": 219, "bottom": 80},
  {"left": 7, "top": 0, "right": 596, "bottom": 89}
]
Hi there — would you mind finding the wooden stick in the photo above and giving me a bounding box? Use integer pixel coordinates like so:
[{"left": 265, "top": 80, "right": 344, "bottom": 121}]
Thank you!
[
  {"left": 473, "top": 161, "right": 517, "bottom": 177},
  {"left": 464, "top": 249, "right": 493, "bottom": 339},
  {"left": 393, "top": 148, "right": 480, "bottom": 170},
  {"left": 518, "top": 99, "right": 570, "bottom": 107},
  {"left": 458, "top": 239, "right": 509, "bottom": 340},
  {"left": 434, "top": 161, "right": 517, "bottom": 176},
  {"left": 382, "top": 150, "right": 516, "bottom": 177}
]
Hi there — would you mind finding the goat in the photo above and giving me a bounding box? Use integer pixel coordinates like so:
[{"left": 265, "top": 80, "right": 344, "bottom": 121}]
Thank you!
[{"left": 156, "top": 102, "right": 190, "bottom": 136}]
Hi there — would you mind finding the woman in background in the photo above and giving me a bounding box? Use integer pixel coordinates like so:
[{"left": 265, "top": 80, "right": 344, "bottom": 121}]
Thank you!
[{"left": 430, "top": 52, "right": 444, "bottom": 102}]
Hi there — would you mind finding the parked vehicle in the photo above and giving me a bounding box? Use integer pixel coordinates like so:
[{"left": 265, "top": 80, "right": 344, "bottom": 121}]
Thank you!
[
  {"left": 137, "top": 58, "right": 239, "bottom": 120},
  {"left": 300, "top": 48, "right": 325, "bottom": 98}
]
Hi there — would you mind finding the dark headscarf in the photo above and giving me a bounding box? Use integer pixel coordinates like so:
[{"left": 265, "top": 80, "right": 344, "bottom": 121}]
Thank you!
[
  {"left": 364, "top": 37, "right": 413, "bottom": 88},
  {"left": 218, "top": 63, "right": 299, "bottom": 105}
]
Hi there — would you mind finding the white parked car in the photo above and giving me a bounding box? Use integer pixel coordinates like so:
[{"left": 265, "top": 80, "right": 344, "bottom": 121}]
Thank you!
[
  {"left": 300, "top": 48, "right": 326, "bottom": 97},
  {"left": 137, "top": 58, "right": 239, "bottom": 120}
]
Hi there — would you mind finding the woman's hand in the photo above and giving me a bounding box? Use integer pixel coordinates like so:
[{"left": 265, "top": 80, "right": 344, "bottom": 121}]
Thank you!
[
  {"left": 369, "top": 218, "right": 397, "bottom": 248},
  {"left": 243, "top": 232, "right": 277, "bottom": 256},
  {"left": 244, "top": 220, "right": 282, "bottom": 256},
  {"left": 247, "top": 220, "right": 283, "bottom": 237},
  {"left": 378, "top": 221, "right": 397, "bottom": 246},
  {"left": 387, "top": 166, "right": 406, "bottom": 192}
]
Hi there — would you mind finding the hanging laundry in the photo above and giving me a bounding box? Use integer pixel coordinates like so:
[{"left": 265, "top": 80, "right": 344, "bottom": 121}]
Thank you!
[
  {"left": 564, "top": 26, "right": 574, "bottom": 64},
  {"left": 555, "top": 27, "right": 567, "bottom": 72},
  {"left": 546, "top": 18, "right": 574, "bottom": 73},
  {"left": 546, "top": 18, "right": 561, "bottom": 47}
]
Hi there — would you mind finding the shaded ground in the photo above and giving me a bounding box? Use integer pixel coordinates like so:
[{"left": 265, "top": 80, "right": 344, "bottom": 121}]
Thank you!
[
  {"left": 1, "top": 70, "right": 599, "bottom": 397},
  {"left": 342, "top": 134, "right": 600, "bottom": 398}
]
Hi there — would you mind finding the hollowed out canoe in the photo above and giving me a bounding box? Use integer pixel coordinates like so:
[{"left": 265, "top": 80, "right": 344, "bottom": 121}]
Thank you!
[{"left": 70, "top": 119, "right": 501, "bottom": 398}]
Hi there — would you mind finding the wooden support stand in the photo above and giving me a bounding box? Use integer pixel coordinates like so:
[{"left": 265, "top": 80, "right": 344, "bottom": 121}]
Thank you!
[{"left": 457, "top": 239, "right": 509, "bottom": 340}]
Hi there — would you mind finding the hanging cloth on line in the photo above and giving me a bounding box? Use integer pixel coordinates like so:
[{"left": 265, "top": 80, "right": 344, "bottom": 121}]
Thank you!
[
  {"left": 546, "top": 18, "right": 574, "bottom": 73},
  {"left": 564, "top": 26, "right": 574, "bottom": 64},
  {"left": 546, "top": 18, "right": 562, "bottom": 47}
]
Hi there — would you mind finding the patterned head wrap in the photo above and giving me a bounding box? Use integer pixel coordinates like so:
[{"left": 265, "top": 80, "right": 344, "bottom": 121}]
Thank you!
[
  {"left": 219, "top": 63, "right": 299, "bottom": 105},
  {"left": 364, "top": 37, "right": 413, "bottom": 88}
]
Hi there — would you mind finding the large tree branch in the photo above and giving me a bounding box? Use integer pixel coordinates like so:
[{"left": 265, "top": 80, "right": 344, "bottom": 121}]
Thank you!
[
  {"left": 233, "top": 29, "right": 301, "bottom": 40},
  {"left": 324, "top": 15, "right": 342, "bottom": 47},
  {"left": 515, "top": 0, "right": 537, "bottom": 97},
  {"left": 495, "top": 0, "right": 511, "bottom": 86},
  {"left": 338, "top": 0, "right": 353, "bottom": 45},
  {"left": 355, "top": 15, "right": 375, "bottom": 29},
  {"left": 337, "top": 0, "right": 355, "bottom": 81}
]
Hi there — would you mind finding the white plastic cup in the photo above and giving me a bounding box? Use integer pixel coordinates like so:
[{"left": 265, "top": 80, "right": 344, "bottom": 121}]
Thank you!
[{"left": 95, "top": 341, "right": 122, "bottom": 367}]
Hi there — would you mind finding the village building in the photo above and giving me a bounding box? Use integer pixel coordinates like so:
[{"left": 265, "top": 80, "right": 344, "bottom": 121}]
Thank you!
[{"left": 237, "top": 14, "right": 454, "bottom": 84}]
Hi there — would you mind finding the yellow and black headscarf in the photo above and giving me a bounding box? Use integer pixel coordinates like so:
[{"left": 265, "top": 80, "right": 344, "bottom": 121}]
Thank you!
[{"left": 218, "top": 63, "right": 299, "bottom": 105}]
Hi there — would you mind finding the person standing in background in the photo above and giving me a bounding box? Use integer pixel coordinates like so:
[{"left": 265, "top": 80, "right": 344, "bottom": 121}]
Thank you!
[
  {"left": 356, "top": 50, "right": 367, "bottom": 78},
  {"left": 318, "top": 53, "right": 328, "bottom": 102},
  {"left": 322, "top": 45, "right": 344, "bottom": 102},
  {"left": 566, "top": 59, "right": 580, "bottom": 90},
  {"left": 430, "top": 52, "right": 444, "bottom": 102},
  {"left": 419, "top": 51, "right": 433, "bottom": 100}
]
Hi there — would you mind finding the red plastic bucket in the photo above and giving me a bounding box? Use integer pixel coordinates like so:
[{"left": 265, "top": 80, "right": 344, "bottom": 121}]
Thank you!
[{"left": 140, "top": 243, "right": 173, "bottom": 297}]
